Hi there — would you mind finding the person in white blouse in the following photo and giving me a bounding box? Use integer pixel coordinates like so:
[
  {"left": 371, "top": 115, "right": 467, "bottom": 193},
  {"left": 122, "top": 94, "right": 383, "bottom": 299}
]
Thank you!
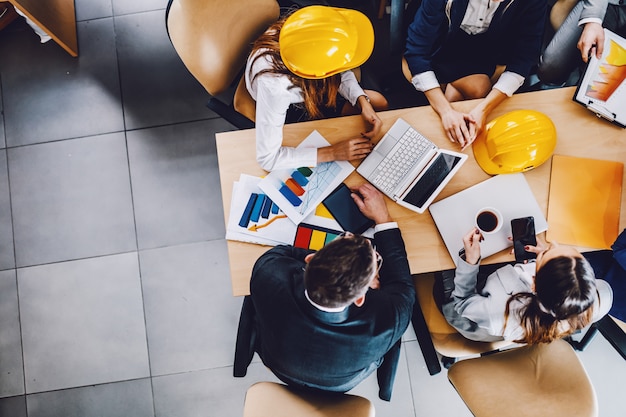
[{"left": 245, "top": 6, "right": 388, "bottom": 172}]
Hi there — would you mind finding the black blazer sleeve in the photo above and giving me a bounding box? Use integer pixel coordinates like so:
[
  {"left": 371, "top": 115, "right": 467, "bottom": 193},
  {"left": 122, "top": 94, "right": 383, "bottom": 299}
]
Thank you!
[{"left": 373, "top": 228, "right": 416, "bottom": 334}]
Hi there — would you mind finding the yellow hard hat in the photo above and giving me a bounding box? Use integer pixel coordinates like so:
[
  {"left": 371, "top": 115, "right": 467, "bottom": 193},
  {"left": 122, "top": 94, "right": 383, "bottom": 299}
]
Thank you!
[
  {"left": 279, "top": 6, "right": 374, "bottom": 79},
  {"left": 473, "top": 110, "right": 557, "bottom": 175}
]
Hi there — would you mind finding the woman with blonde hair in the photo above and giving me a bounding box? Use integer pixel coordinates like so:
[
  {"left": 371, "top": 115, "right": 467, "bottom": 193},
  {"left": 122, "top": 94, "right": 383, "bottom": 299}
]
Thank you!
[{"left": 245, "top": 6, "right": 388, "bottom": 171}]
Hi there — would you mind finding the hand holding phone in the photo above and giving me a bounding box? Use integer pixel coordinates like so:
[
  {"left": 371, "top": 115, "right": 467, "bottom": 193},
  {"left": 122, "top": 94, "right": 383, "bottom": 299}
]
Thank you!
[{"left": 511, "top": 216, "right": 537, "bottom": 262}]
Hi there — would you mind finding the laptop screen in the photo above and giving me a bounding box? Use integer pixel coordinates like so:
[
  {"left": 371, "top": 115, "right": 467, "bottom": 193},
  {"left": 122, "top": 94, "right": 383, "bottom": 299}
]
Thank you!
[{"left": 401, "top": 153, "right": 463, "bottom": 209}]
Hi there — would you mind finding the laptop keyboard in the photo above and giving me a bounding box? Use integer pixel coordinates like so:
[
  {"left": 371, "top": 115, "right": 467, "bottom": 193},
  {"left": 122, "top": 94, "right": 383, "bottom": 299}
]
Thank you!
[{"left": 371, "top": 128, "right": 435, "bottom": 195}]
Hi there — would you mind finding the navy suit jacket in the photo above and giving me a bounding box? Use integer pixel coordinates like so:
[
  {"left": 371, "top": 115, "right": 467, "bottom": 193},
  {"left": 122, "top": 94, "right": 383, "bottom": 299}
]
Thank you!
[
  {"left": 405, "top": 0, "right": 547, "bottom": 79},
  {"left": 249, "top": 227, "right": 415, "bottom": 391}
]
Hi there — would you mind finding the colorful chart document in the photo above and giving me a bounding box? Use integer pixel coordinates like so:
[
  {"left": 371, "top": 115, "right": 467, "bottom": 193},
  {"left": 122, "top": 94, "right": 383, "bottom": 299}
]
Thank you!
[
  {"left": 547, "top": 155, "right": 623, "bottom": 249},
  {"left": 226, "top": 174, "right": 351, "bottom": 246},
  {"left": 574, "top": 29, "right": 626, "bottom": 127},
  {"left": 226, "top": 174, "right": 296, "bottom": 246},
  {"left": 258, "top": 131, "right": 355, "bottom": 224}
]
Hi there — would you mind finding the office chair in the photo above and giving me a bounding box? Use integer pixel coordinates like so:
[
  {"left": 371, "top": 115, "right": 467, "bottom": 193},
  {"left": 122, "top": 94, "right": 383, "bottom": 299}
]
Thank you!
[
  {"left": 234, "top": 295, "right": 401, "bottom": 401},
  {"left": 447, "top": 339, "right": 598, "bottom": 417},
  {"left": 411, "top": 272, "right": 519, "bottom": 375},
  {"left": 243, "top": 381, "right": 375, "bottom": 417},
  {"left": 566, "top": 245, "right": 626, "bottom": 361},
  {"left": 568, "top": 315, "right": 626, "bottom": 361},
  {"left": 165, "top": 0, "right": 280, "bottom": 129}
]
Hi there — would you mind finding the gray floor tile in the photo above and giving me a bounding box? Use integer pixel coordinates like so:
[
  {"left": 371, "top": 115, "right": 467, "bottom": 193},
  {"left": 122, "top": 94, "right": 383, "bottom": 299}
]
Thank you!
[
  {"left": 128, "top": 120, "right": 233, "bottom": 249},
  {"left": 152, "top": 363, "right": 279, "bottom": 417},
  {"left": 115, "top": 10, "right": 214, "bottom": 131},
  {"left": 0, "top": 395, "right": 27, "bottom": 417},
  {"left": 0, "top": 151, "right": 15, "bottom": 270},
  {"left": 9, "top": 133, "right": 136, "bottom": 267},
  {"left": 404, "top": 341, "right": 473, "bottom": 417},
  {"left": 140, "top": 240, "right": 241, "bottom": 376},
  {"left": 577, "top": 333, "right": 626, "bottom": 417},
  {"left": 1, "top": 1, "right": 625, "bottom": 416},
  {"left": 0, "top": 270, "right": 24, "bottom": 398},
  {"left": 112, "top": 0, "right": 166, "bottom": 16},
  {"left": 26, "top": 379, "right": 154, "bottom": 417},
  {"left": 18, "top": 254, "right": 150, "bottom": 393},
  {"left": 0, "top": 18, "right": 123, "bottom": 146},
  {"left": 75, "top": 0, "right": 113, "bottom": 21},
  {"left": 0, "top": 82, "right": 5, "bottom": 149}
]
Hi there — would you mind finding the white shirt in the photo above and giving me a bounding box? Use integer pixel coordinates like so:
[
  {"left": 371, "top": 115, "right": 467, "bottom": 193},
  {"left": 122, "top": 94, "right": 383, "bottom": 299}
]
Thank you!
[
  {"left": 245, "top": 50, "right": 366, "bottom": 172},
  {"left": 411, "top": 69, "right": 523, "bottom": 97},
  {"left": 460, "top": 0, "right": 501, "bottom": 35}
]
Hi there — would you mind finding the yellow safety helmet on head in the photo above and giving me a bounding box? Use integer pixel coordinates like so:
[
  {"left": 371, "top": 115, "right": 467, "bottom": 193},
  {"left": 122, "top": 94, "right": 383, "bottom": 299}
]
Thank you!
[
  {"left": 473, "top": 110, "right": 557, "bottom": 175},
  {"left": 279, "top": 6, "right": 374, "bottom": 79}
]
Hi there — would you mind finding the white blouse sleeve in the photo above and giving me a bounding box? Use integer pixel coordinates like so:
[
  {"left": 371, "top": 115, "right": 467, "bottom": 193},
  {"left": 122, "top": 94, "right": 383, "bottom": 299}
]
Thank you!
[
  {"left": 338, "top": 70, "right": 366, "bottom": 106},
  {"left": 252, "top": 74, "right": 318, "bottom": 171}
]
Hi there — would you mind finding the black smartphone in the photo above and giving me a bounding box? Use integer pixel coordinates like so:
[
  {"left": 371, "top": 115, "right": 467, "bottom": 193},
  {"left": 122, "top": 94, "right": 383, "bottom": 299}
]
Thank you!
[
  {"left": 511, "top": 216, "right": 537, "bottom": 262},
  {"left": 322, "top": 183, "right": 374, "bottom": 234}
]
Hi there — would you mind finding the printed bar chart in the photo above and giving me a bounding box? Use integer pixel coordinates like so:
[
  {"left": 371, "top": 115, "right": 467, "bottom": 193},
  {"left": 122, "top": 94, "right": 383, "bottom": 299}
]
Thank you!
[{"left": 239, "top": 193, "right": 284, "bottom": 229}]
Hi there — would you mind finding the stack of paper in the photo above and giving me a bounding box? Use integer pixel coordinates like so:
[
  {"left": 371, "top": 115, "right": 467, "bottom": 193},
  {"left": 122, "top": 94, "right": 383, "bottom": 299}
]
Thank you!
[
  {"left": 257, "top": 130, "right": 355, "bottom": 224},
  {"left": 225, "top": 130, "right": 358, "bottom": 246}
]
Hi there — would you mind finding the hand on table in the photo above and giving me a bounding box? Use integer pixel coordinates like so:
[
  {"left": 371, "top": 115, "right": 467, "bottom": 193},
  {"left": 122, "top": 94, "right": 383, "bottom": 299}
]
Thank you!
[
  {"left": 440, "top": 108, "right": 477, "bottom": 149},
  {"left": 320, "top": 137, "right": 373, "bottom": 162},
  {"left": 359, "top": 105, "right": 383, "bottom": 140},
  {"left": 350, "top": 183, "right": 392, "bottom": 225}
]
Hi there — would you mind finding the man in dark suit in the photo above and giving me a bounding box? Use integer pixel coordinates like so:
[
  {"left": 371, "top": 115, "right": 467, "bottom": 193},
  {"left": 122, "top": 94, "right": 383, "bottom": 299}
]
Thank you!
[{"left": 244, "top": 183, "right": 415, "bottom": 400}]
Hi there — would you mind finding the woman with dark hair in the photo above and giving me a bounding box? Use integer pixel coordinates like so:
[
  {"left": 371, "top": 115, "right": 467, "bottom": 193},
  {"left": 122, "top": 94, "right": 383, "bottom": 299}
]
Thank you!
[
  {"left": 441, "top": 228, "right": 613, "bottom": 343},
  {"left": 245, "top": 6, "right": 388, "bottom": 171}
]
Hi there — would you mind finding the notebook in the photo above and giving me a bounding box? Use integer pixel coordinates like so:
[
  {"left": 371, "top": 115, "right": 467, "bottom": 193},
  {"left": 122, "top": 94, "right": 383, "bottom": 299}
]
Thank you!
[
  {"left": 357, "top": 118, "right": 468, "bottom": 213},
  {"left": 429, "top": 173, "right": 548, "bottom": 264},
  {"left": 547, "top": 155, "right": 623, "bottom": 249},
  {"left": 573, "top": 28, "right": 626, "bottom": 128}
]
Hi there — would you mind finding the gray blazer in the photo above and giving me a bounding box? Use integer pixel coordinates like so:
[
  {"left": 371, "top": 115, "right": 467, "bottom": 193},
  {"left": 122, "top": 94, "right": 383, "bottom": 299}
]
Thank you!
[
  {"left": 442, "top": 257, "right": 613, "bottom": 342},
  {"left": 580, "top": 0, "right": 622, "bottom": 22}
]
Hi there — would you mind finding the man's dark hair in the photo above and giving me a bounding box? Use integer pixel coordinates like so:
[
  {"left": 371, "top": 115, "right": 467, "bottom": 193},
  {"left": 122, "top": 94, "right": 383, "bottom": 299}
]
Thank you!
[{"left": 304, "top": 234, "right": 375, "bottom": 308}]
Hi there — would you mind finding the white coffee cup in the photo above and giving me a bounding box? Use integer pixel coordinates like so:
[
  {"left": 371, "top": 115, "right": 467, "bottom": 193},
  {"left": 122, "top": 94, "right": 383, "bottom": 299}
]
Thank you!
[{"left": 475, "top": 207, "right": 503, "bottom": 234}]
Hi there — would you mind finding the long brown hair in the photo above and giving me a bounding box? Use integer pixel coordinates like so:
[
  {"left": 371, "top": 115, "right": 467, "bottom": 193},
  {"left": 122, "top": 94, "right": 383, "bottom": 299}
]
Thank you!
[
  {"left": 504, "top": 256, "right": 597, "bottom": 344},
  {"left": 248, "top": 11, "right": 342, "bottom": 120}
]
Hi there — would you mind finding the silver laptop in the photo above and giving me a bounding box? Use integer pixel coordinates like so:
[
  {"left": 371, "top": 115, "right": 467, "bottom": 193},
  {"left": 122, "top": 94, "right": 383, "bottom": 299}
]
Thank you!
[{"left": 357, "top": 118, "right": 467, "bottom": 213}]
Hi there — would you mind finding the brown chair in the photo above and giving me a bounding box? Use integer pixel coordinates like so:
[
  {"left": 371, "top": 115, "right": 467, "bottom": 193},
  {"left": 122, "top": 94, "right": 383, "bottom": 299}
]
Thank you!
[
  {"left": 411, "top": 272, "right": 519, "bottom": 375},
  {"left": 243, "top": 381, "right": 375, "bottom": 417},
  {"left": 165, "top": 0, "right": 280, "bottom": 128},
  {"left": 566, "top": 247, "right": 626, "bottom": 360},
  {"left": 447, "top": 339, "right": 598, "bottom": 417}
]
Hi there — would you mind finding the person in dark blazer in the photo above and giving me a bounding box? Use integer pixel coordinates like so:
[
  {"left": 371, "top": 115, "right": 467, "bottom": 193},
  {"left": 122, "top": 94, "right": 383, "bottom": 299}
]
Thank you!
[
  {"left": 246, "top": 183, "right": 415, "bottom": 400},
  {"left": 404, "top": 0, "right": 547, "bottom": 148}
]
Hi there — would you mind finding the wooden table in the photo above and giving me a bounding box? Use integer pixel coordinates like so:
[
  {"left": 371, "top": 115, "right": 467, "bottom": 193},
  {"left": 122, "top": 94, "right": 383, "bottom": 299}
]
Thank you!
[
  {"left": 217, "top": 87, "right": 626, "bottom": 296},
  {"left": 9, "top": 0, "right": 78, "bottom": 57}
]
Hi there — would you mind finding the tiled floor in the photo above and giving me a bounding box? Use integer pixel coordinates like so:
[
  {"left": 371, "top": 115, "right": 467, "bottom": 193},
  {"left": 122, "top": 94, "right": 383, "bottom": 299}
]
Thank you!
[{"left": 0, "top": 1, "right": 624, "bottom": 416}]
